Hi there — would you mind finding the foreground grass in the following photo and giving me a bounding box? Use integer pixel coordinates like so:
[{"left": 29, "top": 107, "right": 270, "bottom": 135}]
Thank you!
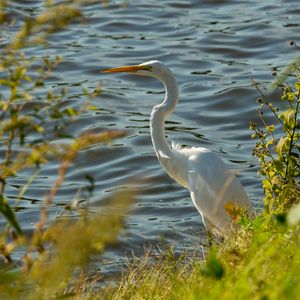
[{"left": 104, "top": 217, "right": 299, "bottom": 300}]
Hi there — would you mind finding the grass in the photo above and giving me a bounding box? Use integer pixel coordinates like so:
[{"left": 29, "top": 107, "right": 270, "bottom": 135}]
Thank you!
[{"left": 99, "top": 216, "right": 299, "bottom": 300}]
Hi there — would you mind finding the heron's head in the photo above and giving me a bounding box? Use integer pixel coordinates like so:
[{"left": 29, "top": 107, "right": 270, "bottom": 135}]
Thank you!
[{"left": 101, "top": 60, "right": 172, "bottom": 80}]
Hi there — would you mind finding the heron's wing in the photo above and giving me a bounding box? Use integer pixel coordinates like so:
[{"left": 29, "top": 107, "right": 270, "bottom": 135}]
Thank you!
[
  {"left": 187, "top": 151, "right": 228, "bottom": 196},
  {"left": 187, "top": 150, "right": 251, "bottom": 232},
  {"left": 187, "top": 151, "right": 229, "bottom": 229},
  {"left": 188, "top": 171, "right": 219, "bottom": 231}
]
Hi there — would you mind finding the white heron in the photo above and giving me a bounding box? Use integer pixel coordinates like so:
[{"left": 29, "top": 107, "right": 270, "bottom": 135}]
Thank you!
[{"left": 102, "top": 60, "right": 253, "bottom": 236}]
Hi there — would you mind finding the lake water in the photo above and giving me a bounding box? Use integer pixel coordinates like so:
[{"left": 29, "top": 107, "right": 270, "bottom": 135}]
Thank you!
[{"left": 1, "top": 0, "right": 299, "bottom": 279}]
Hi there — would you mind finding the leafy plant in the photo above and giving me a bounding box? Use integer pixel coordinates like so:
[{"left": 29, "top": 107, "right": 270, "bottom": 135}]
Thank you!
[
  {"left": 0, "top": 2, "right": 75, "bottom": 234},
  {"left": 250, "top": 65, "right": 300, "bottom": 216}
]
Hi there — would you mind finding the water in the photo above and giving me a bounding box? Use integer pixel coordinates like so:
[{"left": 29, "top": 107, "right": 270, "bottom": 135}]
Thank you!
[{"left": 1, "top": 0, "right": 299, "bottom": 279}]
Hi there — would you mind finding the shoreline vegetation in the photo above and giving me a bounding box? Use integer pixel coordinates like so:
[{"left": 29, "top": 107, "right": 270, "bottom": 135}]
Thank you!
[{"left": 0, "top": 2, "right": 299, "bottom": 299}]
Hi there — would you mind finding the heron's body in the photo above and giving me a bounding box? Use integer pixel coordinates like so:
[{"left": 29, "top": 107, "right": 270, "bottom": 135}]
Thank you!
[{"left": 102, "top": 60, "right": 253, "bottom": 235}]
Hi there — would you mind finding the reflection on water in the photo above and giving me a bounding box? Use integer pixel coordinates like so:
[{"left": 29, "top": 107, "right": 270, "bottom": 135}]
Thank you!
[{"left": 1, "top": 0, "right": 299, "bottom": 277}]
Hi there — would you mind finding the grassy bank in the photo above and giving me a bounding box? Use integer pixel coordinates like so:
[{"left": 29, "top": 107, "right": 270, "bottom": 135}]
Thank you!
[{"left": 107, "top": 218, "right": 299, "bottom": 300}]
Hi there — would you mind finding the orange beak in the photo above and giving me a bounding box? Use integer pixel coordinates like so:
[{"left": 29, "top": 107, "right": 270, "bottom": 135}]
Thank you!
[{"left": 101, "top": 65, "right": 150, "bottom": 73}]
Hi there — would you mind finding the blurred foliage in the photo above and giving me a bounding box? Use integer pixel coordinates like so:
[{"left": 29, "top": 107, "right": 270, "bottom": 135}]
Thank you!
[
  {"left": 0, "top": 1, "right": 134, "bottom": 299},
  {"left": 271, "top": 41, "right": 300, "bottom": 89},
  {"left": 0, "top": 190, "right": 134, "bottom": 299},
  {"left": 0, "top": 0, "right": 123, "bottom": 235}
]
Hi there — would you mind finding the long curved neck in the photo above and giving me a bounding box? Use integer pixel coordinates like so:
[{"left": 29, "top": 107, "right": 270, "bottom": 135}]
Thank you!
[{"left": 150, "top": 74, "right": 179, "bottom": 159}]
